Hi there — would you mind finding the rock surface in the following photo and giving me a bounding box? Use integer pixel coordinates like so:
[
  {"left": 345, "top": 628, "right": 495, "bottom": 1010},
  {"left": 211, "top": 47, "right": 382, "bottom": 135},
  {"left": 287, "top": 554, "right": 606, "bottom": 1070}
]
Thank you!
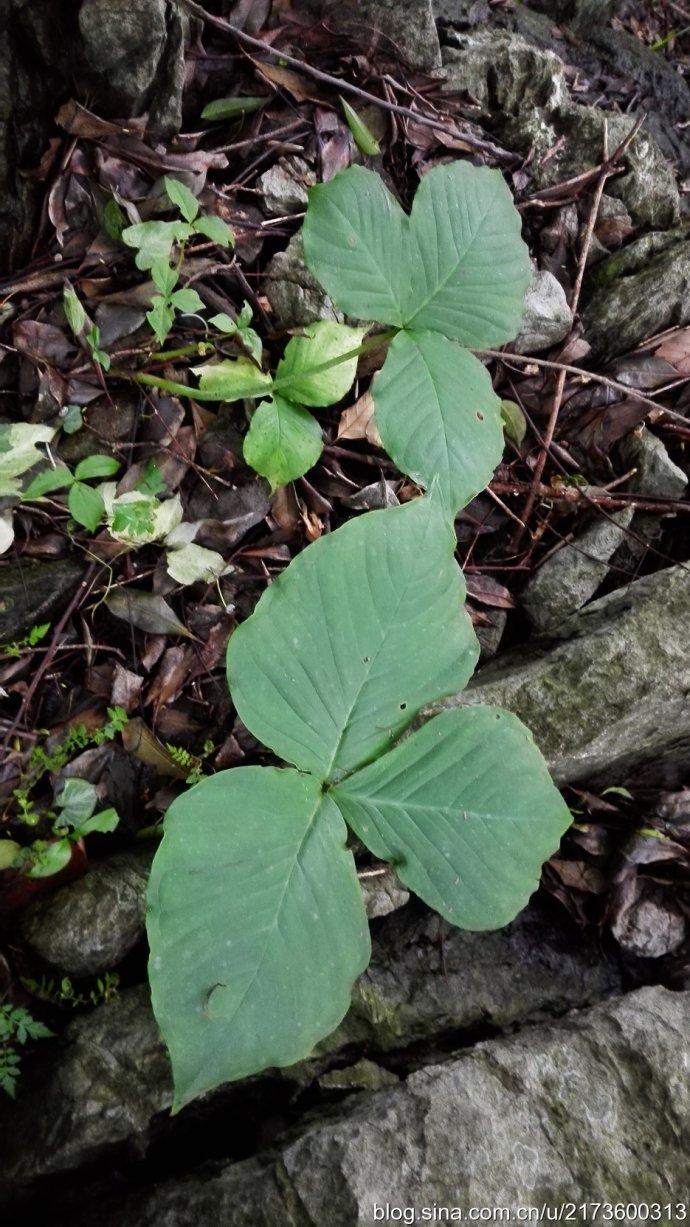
[
  {"left": 63, "top": 987, "right": 690, "bottom": 1226},
  {"left": 0, "top": 556, "right": 84, "bottom": 643},
  {"left": 521, "top": 508, "right": 634, "bottom": 632},
  {"left": 311, "top": 0, "right": 441, "bottom": 70},
  {"left": 514, "top": 268, "right": 573, "bottom": 354},
  {"left": 0, "top": 901, "right": 620, "bottom": 1196},
  {"left": 19, "top": 849, "right": 151, "bottom": 977},
  {"left": 582, "top": 233, "right": 690, "bottom": 358},
  {"left": 425, "top": 562, "right": 690, "bottom": 787},
  {"left": 263, "top": 233, "right": 346, "bottom": 330}
]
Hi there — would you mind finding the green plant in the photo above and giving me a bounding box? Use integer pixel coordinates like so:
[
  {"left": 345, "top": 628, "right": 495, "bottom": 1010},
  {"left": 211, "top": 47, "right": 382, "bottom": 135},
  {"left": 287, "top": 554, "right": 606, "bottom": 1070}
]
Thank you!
[
  {"left": 121, "top": 177, "right": 234, "bottom": 345},
  {"left": 1, "top": 622, "right": 50, "bottom": 658},
  {"left": 21, "top": 971, "right": 120, "bottom": 1008},
  {"left": 0, "top": 1004, "right": 53, "bottom": 1097},
  {"left": 146, "top": 161, "right": 571, "bottom": 1112},
  {"left": 63, "top": 285, "right": 111, "bottom": 371},
  {"left": 24, "top": 452, "right": 122, "bottom": 532},
  {"left": 13, "top": 777, "right": 119, "bottom": 879}
]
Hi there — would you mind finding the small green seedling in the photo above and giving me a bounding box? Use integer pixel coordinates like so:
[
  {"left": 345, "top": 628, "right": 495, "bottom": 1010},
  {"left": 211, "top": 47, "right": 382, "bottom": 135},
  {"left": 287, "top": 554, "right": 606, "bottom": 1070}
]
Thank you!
[
  {"left": 13, "top": 777, "right": 119, "bottom": 880},
  {"left": 121, "top": 177, "right": 234, "bottom": 346},
  {"left": 24, "top": 452, "right": 122, "bottom": 532},
  {"left": 0, "top": 1005, "right": 53, "bottom": 1098},
  {"left": 147, "top": 160, "right": 572, "bottom": 1113},
  {"left": 63, "top": 286, "right": 111, "bottom": 371},
  {"left": 1, "top": 622, "right": 50, "bottom": 658}
]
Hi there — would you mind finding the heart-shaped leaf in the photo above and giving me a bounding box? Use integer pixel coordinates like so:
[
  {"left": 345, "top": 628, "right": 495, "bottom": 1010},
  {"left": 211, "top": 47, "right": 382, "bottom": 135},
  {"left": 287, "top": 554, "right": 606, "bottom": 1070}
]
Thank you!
[
  {"left": 373, "top": 331, "right": 504, "bottom": 513},
  {"left": 243, "top": 395, "right": 323, "bottom": 490},
  {"left": 147, "top": 766, "right": 370, "bottom": 1109},
  {"left": 332, "top": 706, "right": 571, "bottom": 930},
  {"left": 227, "top": 495, "right": 478, "bottom": 781},
  {"left": 275, "top": 322, "right": 367, "bottom": 407},
  {"left": 303, "top": 163, "right": 530, "bottom": 347}
]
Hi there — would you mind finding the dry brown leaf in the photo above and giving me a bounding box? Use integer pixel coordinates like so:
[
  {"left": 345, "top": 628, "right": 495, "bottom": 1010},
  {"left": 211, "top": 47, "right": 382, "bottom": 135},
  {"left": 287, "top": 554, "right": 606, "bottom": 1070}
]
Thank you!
[
  {"left": 121, "top": 717, "right": 188, "bottom": 779},
  {"left": 250, "top": 58, "right": 316, "bottom": 102},
  {"left": 337, "top": 391, "right": 383, "bottom": 448},
  {"left": 655, "top": 328, "right": 690, "bottom": 376}
]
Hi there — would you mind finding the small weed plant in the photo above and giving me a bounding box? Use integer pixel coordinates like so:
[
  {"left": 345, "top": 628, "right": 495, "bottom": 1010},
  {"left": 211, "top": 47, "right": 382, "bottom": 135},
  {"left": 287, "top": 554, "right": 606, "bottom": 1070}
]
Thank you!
[
  {"left": 0, "top": 1005, "right": 53, "bottom": 1098},
  {"left": 146, "top": 161, "right": 572, "bottom": 1111}
]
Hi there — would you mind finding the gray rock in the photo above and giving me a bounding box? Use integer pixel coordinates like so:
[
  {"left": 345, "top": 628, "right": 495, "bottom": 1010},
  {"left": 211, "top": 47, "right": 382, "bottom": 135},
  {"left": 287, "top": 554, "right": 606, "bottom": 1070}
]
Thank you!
[
  {"left": 620, "top": 428, "right": 688, "bottom": 500},
  {"left": 0, "top": 556, "right": 84, "bottom": 643},
  {"left": 582, "top": 234, "right": 690, "bottom": 358},
  {"left": 78, "top": 0, "right": 187, "bottom": 136},
  {"left": 360, "top": 868, "right": 410, "bottom": 919},
  {"left": 78, "top": 987, "right": 690, "bottom": 1225},
  {"left": 425, "top": 562, "right": 690, "bottom": 787},
  {"left": 610, "top": 885, "right": 687, "bottom": 960},
  {"left": 20, "top": 850, "right": 151, "bottom": 977},
  {"left": 514, "top": 268, "right": 573, "bottom": 354},
  {"left": 263, "top": 232, "right": 346, "bottom": 330},
  {"left": 521, "top": 508, "right": 634, "bottom": 632},
  {"left": 0, "top": 985, "right": 171, "bottom": 1189},
  {"left": 257, "top": 156, "right": 314, "bottom": 216},
  {"left": 441, "top": 34, "right": 680, "bottom": 231},
  {"left": 334, "top": 902, "right": 621, "bottom": 1052},
  {"left": 311, "top": 0, "right": 441, "bottom": 71},
  {"left": 1, "top": 902, "right": 619, "bottom": 1194}
]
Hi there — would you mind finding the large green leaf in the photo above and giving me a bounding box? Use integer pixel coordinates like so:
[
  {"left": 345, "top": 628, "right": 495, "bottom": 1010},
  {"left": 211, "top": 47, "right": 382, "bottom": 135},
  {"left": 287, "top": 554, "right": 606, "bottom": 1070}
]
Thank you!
[
  {"left": 228, "top": 495, "right": 478, "bottom": 781},
  {"left": 147, "top": 767, "right": 370, "bottom": 1109},
  {"left": 373, "top": 331, "right": 504, "bottom": 514},
  {"left": 332, "top": 707, "right": 571, "bottom": 931},
  {"left": 404, "top": 161, "right": 530, "bottom": 345},
  {"left": 302, "top": 166, "right": 408, "bottom": 326},
  {"left": 243, "top": 395, "right": 323, "bottom": 489},
  {"left": 302, "top": 163, "right": 530, "bottom": 347},
  {"left": 274, "top": 322, "right": 366, "bottom": 406}
]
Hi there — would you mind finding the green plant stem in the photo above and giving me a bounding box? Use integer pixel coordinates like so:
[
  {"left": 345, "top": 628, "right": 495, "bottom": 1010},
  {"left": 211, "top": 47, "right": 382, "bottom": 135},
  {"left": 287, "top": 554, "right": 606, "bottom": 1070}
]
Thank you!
[{"left": 122, "top": 330, "right": 396, "bottom": 403}]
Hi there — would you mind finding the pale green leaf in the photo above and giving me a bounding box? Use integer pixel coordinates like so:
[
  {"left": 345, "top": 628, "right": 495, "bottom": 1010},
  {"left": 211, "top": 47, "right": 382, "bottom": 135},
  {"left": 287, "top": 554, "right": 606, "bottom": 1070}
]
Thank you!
[
  {"left": 106, "top": 492, "right": 183, "bottom": 545},
  {"left": 68, "top": 482, "right": 104, "bottom": 532},
  {"left": 121, "top": 220, "right": 193, "bottom": 270},
  {"left": 302, "top": 162, "right": 530, "bottom": 347},
  {"left": 147, "top": 298, "right": 175, "bottom": 346},
  {"left": 227, "top": 495, "right": 478, "bottom": 781},
  {"left": 147, "top": 766, "right": 370, "bottom": 1108},
  {"left": 333, "top": 706, "right": 571, "bottom": 931},
  {"left": 151, "top": 258, "right": 178, "bottom": 297},
  {"left": 170, "top": 287, "right": 206, "bottom": 314},
  {"left": 77, "top": 808, "right": 119, "bottom": 836},
  {"left": 275, "top": 322, "right": 366, "bottom": 407},
  {"left": 0, "top": 424, "right": 56, "bottom": 497},
  {"left": 403, "top": 161, "right": 531, "bottom": 345},
  {"left": 191, "top": 356, "right": 273, "bottom": 402},
  {"left": 201, "top": 95, "right": 267, "bottom": 121},
  {"left": 340, "top": 96, "right": 381, "bottom": 155},
  {"left": 166, "top": 542, "right": 229, "bottom": 586},
  {"left": 373, "top": 331, "right": 503, "bottom": 513},
  {"left": 302, "top": 165, "right": 408, "bottom": 326},
  {"left": 56, "top": 777, "right": 98, "bottom": 824},
  {"left": 243, "top": 395, "right": 323, "bottom": 489},
  {"left": 164, "top": 177, "right": 199, "bottom": 224},
  {"left": 500, "top": 399, "right": 527, "bottom": 447},
  {"left": 63, "top": 286, "right": 86, "bottom": 337},
  {"left": 192, "top": 215, "right": 235, "bottom": 247}
]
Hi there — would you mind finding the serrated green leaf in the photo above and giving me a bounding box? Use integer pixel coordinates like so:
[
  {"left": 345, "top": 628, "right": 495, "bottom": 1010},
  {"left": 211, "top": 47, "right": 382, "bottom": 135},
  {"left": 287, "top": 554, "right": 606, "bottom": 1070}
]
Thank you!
[
  {"left": 275, "top": 322, "right": 366, "bottom": 407},
  {"left": 170, "top": 287, "right": 205, "bottom": 314},
  {"left": 373, "top": 331, "right": 503, "bottom": 513},
  {"left": 228, "top": 495, "right": 478, "bottom": 781},
  {"left": 164, "top": 177, "right": 199, "bottom": 224},
  {"left": 192, "top": 215, "right": 235, "bottom": 247},
  {"left": 63, "top": 285, "right": 86, "bottom": 337},
  {"left": 201, "top": 95, "right": 267, "bottom": 121},
  {"left": 147, "top": 766, "right": 370, "bottom": 1108},
  {"left": 340, "top": 96, "right": 381, "bottom": 155},
  {"left": 243, "top": 395, "right": 323, "bottom": 489},
  {"left": 332, "top": 706, "right": 571, "bottom": 930},
  {"left": 303, "top": 162, "right": 530, "bottom": 346},
  {"left": 68, "top": 482, "right": 104, "bottom": 532},
  {"left": 192, "top": 356, "right": 273, "bottom": 402},
  {"left": 56, "top": 777, "right": 98, "bottom": 824},
  {"left": 23, "top": 467, "right": 74, "bottom": 498},
  {"left": 74, "top": 454, "right": 121, "bottom": 481}
]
